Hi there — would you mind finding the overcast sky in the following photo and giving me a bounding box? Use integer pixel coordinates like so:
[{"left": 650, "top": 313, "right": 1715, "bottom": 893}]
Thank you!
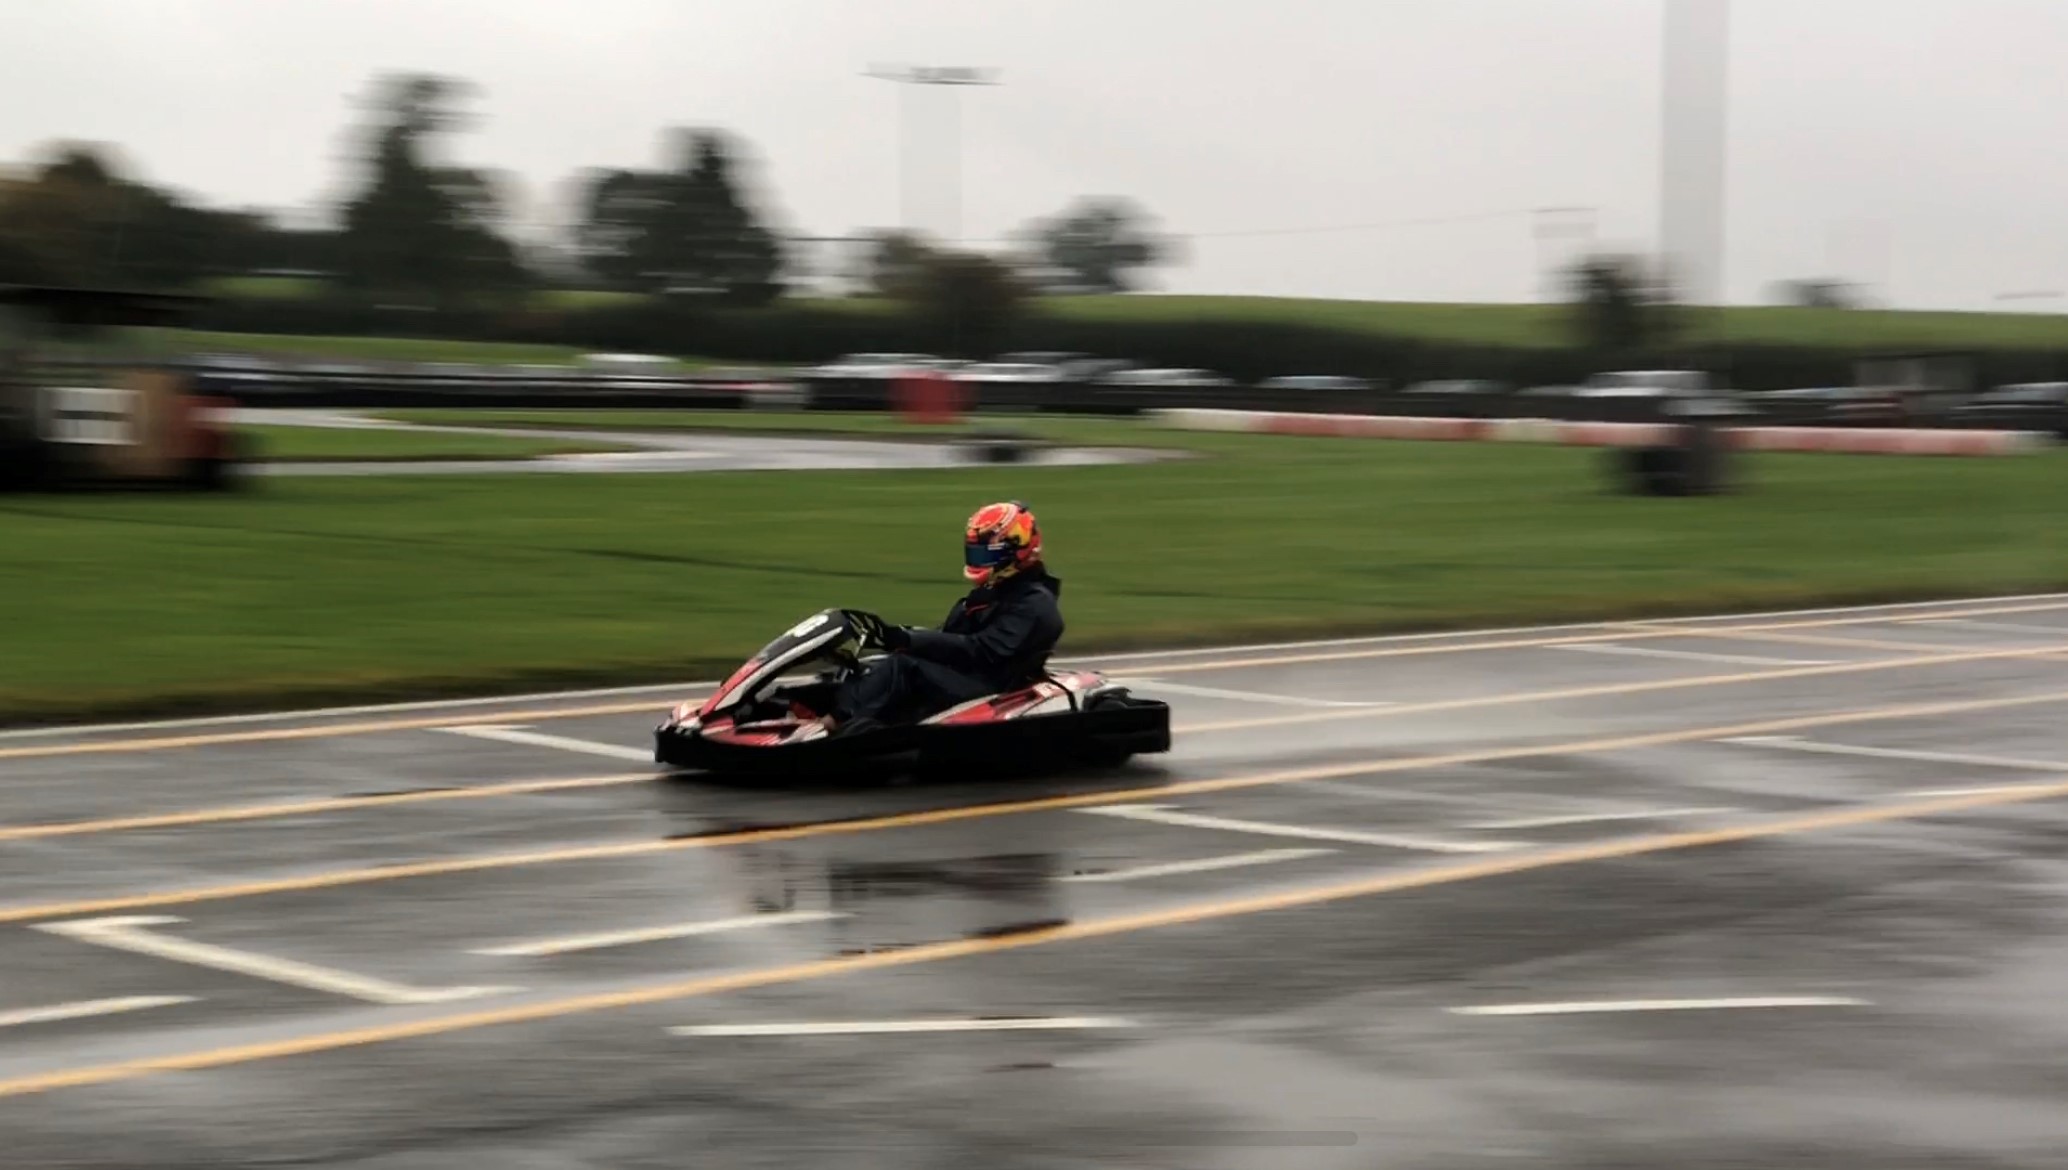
[{"left": 6, "top": 0, "right": 2066, "bottom": 309}]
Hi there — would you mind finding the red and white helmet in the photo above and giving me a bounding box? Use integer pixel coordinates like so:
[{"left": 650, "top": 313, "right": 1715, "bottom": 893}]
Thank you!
[{"left": 962, "top": 500, "right": 1042, "bottom": 585}]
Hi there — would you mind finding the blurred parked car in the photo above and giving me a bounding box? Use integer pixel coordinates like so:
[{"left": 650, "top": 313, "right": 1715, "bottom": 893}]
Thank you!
[
  {"left": 957, "top": 362, "right": 1068, "bottom": 384},
  {"left": 1258, "top": 375, "right": 1373, "bottom": 393},
  {"left": 1404, "top": 379, "right": 1507, "bottom": 396},
  {"left": 1095, "top": 367, "right": 1234, "bottom": 388},
  {"left": 1950, "top": 382, "right": 2068, "bottom": 436}
]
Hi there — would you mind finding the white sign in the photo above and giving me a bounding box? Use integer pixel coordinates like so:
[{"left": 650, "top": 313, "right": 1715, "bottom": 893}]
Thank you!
[{"left": 40, "top": 386, "right": 136, "bottom": 446}]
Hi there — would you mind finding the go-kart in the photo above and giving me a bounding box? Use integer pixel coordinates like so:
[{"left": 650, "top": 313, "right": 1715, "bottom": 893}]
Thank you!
[{"left": 654, "top": 608, "right": 1171, "bottom": 777}]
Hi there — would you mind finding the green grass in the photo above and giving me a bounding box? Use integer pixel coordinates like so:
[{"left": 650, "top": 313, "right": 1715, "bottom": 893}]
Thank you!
[
  {"left": 4, "top": 428, "right": 2066, "bottom": 722},
  {"left": 242, "top": 425, "right": 634, "bottom": 462}
]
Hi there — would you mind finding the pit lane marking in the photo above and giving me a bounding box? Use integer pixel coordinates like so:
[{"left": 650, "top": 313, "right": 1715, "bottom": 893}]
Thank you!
[
  {"left": 0, "top": 995, "right": 196, "bottom": 1029},
  {"left": 1446, "top": 997, "right": 1867, "bottom": 1017},
  {"left": 0, "top": 772, "right": 653, "bottom": 843},
  {"left": 1060, "top": 848, "right": 1335, "bottom": 883},
  {"left": 9, "top": 592, "right": 2057, "bottom": 747},
  {"left": 1461, "top": 807, "right": 1737, "bottom": 830},
  {"left": 1914, "top": 618, "right": 2068, "bottom": 637},
  {"left": 1721, "top": 735, "right": 2068, "bottom": 773},
  {"left": 668, "top": 1016, "right": 1135, "bottom": 1037},
  {"left": 5, "top": 778, "right": 2065, "bottom": 1100},
  {"left": 3, "top": 641, "right": 2044, "bottom": 848},
  {"left": 435, "top": 724, "right": 652, "bottom": 761},
  {"left": 10, "top": 597, "right": 2068, "bottom": 761},
  {"left": 1552, "top": 643, "right": 1835, "bottom": 667},
  {"left": 34, "top": 916, "right": 512, "bottom": 1005},
  {"left": 1078, "top": 804, "right": 1516, "bottom": 853},
  {"left": 2, "top": 684, "right": 2065, "bottom": 927},
  {"left": 1109, "top": 678, "right": 1388, "bottom": 708},
  {"left": 1173, "top": 639, "right": 2068, "bottom": 735},
  {"left": 472, "top": 910, "right": 845, "bottom": 957}
]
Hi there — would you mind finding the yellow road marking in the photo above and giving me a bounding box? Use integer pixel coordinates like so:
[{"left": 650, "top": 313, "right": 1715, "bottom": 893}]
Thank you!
[
  {"left": 1, "top": 685, "right": 2064, "bottom": 926},
  {"left": 5, "top": 639, "right": 2063, "bottom": 845},
  {"left": 0, "top": 700, "right": 667, "bottom": 763},
  {"left": 7, "top": 598, "right": 2067, "bottom": 761},
  {"left": 1142, "top": 598, "right": 2068, "bottom": 676},
  {"left": 1173, "top": 640, "right": 2068, "bottom": 734},
  {"left": 0, "top": 773, "right": 651, "bottom": 843},
  {"left": 1633, "top": 621, "right": 2068, "bottom": 663},
  {"left": 3, "top": 774, "right": 2065, "bottom": 1099}
]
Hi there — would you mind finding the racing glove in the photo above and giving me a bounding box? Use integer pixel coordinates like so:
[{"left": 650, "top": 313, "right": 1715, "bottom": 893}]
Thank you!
[{"left": 843, "top": 610, "right": 910, "bottom": 651}]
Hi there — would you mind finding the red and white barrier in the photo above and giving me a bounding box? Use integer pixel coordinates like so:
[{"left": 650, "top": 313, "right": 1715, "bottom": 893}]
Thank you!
[{"left": 1152, "top": 409, "right": 2047, "bottom": 456}]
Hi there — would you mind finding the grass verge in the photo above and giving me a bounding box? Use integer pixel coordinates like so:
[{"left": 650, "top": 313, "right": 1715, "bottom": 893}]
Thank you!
[
  {"left": 112, "top": 329, "right": 713, "bottom": 368},
  {"left": 5, "top": 430, "right": 2065, "bottom": 723},
  {"left": 370, "top": 410, "right": 1181, "bottom": 448},
  {"left": 242, "top": 425, "right": 637, "bottom": 463}
]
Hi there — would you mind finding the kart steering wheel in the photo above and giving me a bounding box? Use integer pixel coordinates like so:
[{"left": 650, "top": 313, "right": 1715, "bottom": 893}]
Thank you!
[{"left": 841, "top": 609, "right": 895, "bottom": 651}]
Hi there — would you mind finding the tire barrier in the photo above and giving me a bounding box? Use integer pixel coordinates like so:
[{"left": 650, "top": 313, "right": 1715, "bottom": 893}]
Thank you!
[{"left": 1152, "top": 408, "right": 2047, "bottom": 456}]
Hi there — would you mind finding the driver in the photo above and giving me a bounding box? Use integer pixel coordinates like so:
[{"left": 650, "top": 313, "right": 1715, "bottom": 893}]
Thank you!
[{"left": 820, "top": 500, "right": 1063, "bottom": 736}]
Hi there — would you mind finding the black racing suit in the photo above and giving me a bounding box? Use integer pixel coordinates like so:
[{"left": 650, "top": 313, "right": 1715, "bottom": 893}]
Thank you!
[{"left": 833, "top": 569, "right": 1065, "bottom": 726}]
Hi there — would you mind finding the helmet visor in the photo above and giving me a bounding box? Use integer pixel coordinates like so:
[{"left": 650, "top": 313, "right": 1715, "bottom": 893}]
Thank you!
[{"left": 965, "top": 540, "right": 1014, "bottom": 572}]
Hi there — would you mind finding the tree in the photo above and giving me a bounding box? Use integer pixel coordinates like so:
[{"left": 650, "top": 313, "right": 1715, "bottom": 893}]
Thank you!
[
  {"left": 902, "top": 249, "right": 1027, "bottom": 356},
  {"left": 1015, "top": 197, "right": 1170, "bottom": 293},
  {"left": 854, "top": 229, "right": 935, "bottom": 298},
  {"left": 572, "top": 129, "right": 784, "bottom": 304},
  {"left": 1565, "top": 253, "right": 1679, "bottom": 354},
  {"left": 0, "top": 143, "right": 264, "bottom": 290},
  {"left": 335, "top": 74, "right": 529, "bottom": 306}
]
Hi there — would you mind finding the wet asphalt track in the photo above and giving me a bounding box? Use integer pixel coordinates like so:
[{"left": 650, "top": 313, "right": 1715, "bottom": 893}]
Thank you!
[{"left": 7, "top": 594, "right": 2068, "bottom": 1167}]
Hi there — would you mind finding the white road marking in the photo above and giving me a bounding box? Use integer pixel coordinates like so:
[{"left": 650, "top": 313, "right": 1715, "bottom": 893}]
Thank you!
[
  {"left": 1555, "top": 643, "right": 1834, "bottom": 667},
  {"left": 668, "top": 1016, "right": 1136, "bottom": 1037},
  {"left": 1449, "top": 996, "right": 1867, "bottom": 1016},
  {"left": 35, "top": 916, "right": 511, "bottom": 1005},
  {"left": 1912, "top": 618, "right": 2068, "bottom": 637},
  {"left": 0, "top": 995, "right": 196, "bottom": 1029},
  {"left": 1464, "top": 807, "right": 1737, "bottom": 830},
  {"left": 1897, "top": 784, "right": 2046, "bottom": 798},
  {"left": 436, "top": 724, "right": 654, "bottom": 762},
  {"left": 9, "top": 592, "right": 2062, "bottom": 740},
  {"left": 472, "top": 910, "right": 846, "bottom": 957},
  {"left": 1059, "top": 848, "right": 1335, "bottom": 884},
  {"left": 1111, "top": 678, "right": 1388, "bottom": 708},
  {"left": 1078, "top": 803, "right": 1517, "bottom": 853},
  {"left": 1722, "top": 735, "right": 2068, "bottom": 772}
]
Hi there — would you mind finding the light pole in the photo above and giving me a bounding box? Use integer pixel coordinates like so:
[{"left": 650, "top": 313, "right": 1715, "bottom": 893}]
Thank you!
[
  {"left": 1660, "top": 0, "right": 1730, "bottom": 317},
  {"left": 865, "top": 64, "right": 998, "bottom": 244}
]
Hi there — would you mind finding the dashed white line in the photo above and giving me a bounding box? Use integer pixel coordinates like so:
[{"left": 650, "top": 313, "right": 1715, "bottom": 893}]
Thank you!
[
  {"left": 1448, "top": 996, "right": 1867, "bottom": 1017},
  {"left": 1077, "top": 803, "right": 1517, "bottom": 854},
  {"left": 1464, "top": 807, "right": 1737, "bottom": 831},
  {"left": 0, "top": 995, "right": 197, "bottom": 1029},
  {"left": 1059, "top": 848, "right": 1335, "bottom": 884},
  {"left": 1111, "top": 679, "right": 1388, "bottom": 708},
  {"left": 1896, "top": 784, "right": 2045, "bottom": 799},
  {"left": 473, "top": 910, "right": 845, "bottom": 957},
  {"left": 1722, "top": 735, "right": 2068, "bottom": 772},
  {"left": 36, "top": 916, "right": 512, "bottom": 1005},
  {"left": 668, "top": 1016, "right": 1136, "bottom": 1037},
  {"left": 436, "top": 724, "right": 654, "bottom": 762},
  {"left": 1556, "top": 643, "right": 1835, "bottom": 667}
]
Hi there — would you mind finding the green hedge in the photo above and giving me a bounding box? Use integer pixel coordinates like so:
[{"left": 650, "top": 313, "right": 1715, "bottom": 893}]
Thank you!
[{"left": 182, "top": 296, "right": 2068, "bottom": 391}]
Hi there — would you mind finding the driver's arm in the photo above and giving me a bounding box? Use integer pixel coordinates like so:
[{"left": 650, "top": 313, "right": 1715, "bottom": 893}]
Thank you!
[{"left": 904, "top": 599, "right": 1054, "bottom": 676}]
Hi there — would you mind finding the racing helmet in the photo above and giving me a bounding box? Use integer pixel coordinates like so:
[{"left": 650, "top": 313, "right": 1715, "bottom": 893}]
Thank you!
[{"left": 963, "top": 500, "right": 1042, "bottom": 585}]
